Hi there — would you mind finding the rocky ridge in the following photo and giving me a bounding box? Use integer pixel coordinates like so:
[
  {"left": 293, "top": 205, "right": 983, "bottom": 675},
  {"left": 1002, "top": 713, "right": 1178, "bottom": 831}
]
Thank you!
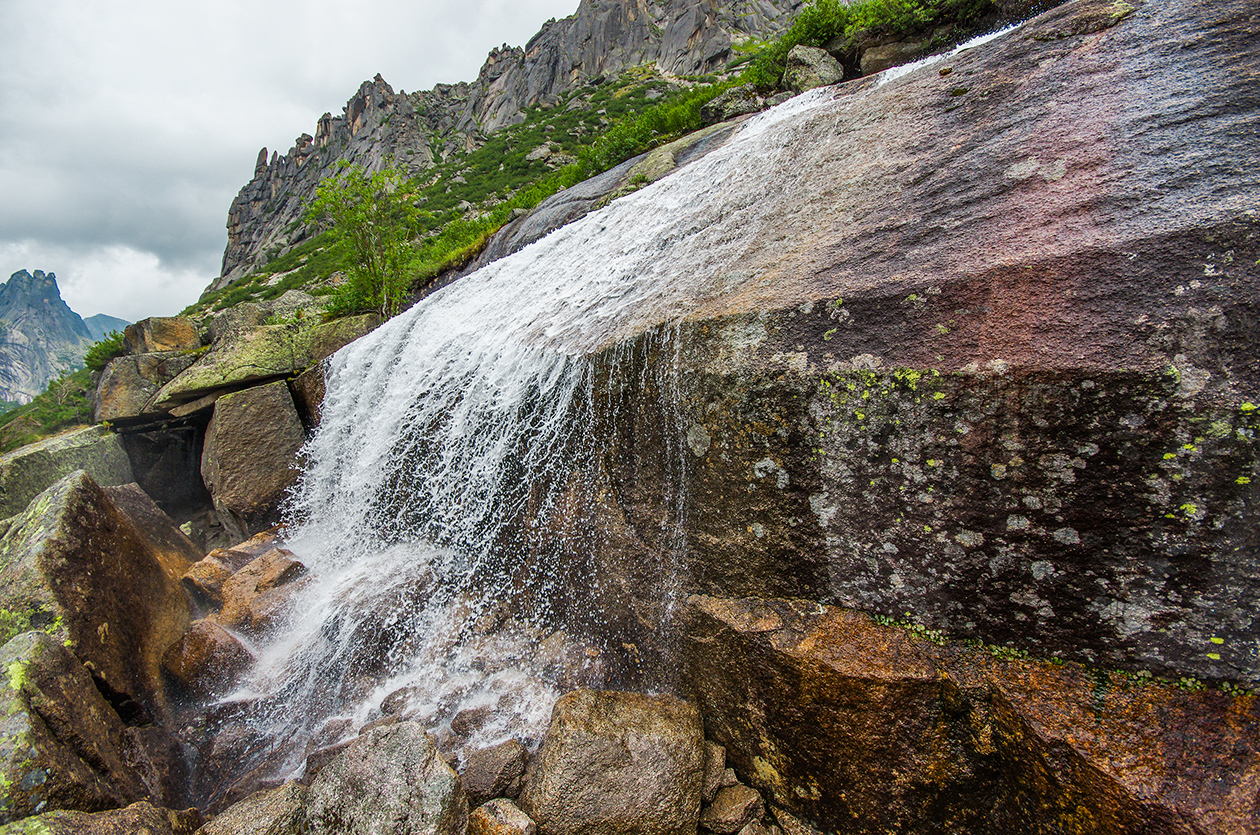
[{"left": 213, "top": 0, "right": 808, "bottom": 289}]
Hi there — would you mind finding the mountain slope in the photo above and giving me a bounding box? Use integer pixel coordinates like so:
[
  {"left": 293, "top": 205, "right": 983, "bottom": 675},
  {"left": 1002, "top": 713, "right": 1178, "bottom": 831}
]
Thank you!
[
  {"left": 211, "top": 0, "right": 806, "bottom": 291},
  {"left": 0, "top": 271, "right": 94, "bottom": 404}
]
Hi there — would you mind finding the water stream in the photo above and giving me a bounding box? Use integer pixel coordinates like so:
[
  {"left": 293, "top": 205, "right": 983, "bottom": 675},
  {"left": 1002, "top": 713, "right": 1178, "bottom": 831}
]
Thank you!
[{"left": 216, "top": 24, "right": 1019, "bottom": 788}]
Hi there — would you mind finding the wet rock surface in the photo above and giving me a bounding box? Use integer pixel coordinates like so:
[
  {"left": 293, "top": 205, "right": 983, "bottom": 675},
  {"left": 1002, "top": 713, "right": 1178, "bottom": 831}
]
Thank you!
[
  {"left": 578, "top": 0, "right": 1260, "bottom": 685},
  {"left": 0, "top": 471, "right": 191, "bottom": 716},
  {"left": 196, "top": 782, "right": 307, "bottom": 835},
  {"left": 304, "top": 720, "right": 467, "bottom": 835},
  {"left": 519, "top": 689, "right": 705, "bottom": 835},
  {"left": 460, "top": 739, "right": 529, "bottom": 806},
  {"left": 0, "top": 632, "right": 151, "bottom": 823},
  {"left": 683, "top": 595, "right": 1260, "bottom": 834}
]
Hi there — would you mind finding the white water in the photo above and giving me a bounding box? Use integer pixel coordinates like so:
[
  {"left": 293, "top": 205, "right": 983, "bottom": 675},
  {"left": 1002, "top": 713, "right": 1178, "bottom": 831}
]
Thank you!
[
  {"left": 217, "top": 88, "right": 834, "bottom": 782},
  {"left": 218, "top": 24, "right": 1024, "bottom": 788}
]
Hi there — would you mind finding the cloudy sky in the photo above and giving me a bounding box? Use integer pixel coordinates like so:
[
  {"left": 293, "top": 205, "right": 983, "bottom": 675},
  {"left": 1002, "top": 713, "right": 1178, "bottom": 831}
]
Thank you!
[{"left": 0, "top": 0, "right": 578, "bottom": 322}]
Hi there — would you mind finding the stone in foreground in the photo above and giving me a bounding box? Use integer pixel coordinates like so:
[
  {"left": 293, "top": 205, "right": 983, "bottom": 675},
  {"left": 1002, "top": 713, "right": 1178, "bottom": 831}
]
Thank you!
[
  {"left": 470, "top": 799, "right": 536, "bottom": 835},
  {"left": 519, "top": 689, "right": 704, "bottom": 835},
  {"left": 305, "top": 720, "right": 467, "bottom": 835},
  {"left": 684, "top": 595, "right": 1260, "bottom": 834},
  {"left": 0, "top": 471, "right": 191, "bottom": 716},
  {"left": 197, "top": 781, "right": 307, "bottom": 835},
  {"left": 0, "top": 632, "right": 150, "bottom": 824}
]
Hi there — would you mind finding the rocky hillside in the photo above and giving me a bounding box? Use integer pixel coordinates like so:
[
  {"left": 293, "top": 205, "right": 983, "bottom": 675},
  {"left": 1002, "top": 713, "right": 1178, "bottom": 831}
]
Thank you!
[
  {"left": 0, "top": 270, "right": 100, "bottom": 405},
  {"left": 212, "top": 0, "right": 807, "bottom": 290}
]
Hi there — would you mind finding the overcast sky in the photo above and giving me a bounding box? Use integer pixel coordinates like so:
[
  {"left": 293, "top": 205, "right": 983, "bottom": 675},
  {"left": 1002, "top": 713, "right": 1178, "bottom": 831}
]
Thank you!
[{"left": 0, "top": 0, "right": 579, "bottom": 322}]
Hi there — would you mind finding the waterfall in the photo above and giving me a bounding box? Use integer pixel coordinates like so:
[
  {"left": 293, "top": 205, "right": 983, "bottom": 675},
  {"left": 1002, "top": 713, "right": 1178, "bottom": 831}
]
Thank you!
[{"left": 217, "top": 24, "right": 1020, "bottom": 786}]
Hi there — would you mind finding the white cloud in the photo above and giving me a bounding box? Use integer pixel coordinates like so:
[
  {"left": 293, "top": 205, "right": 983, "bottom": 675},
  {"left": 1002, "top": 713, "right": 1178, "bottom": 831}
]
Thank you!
[{"left": 0, "top": 0, "right": 578, "bottom": 318}]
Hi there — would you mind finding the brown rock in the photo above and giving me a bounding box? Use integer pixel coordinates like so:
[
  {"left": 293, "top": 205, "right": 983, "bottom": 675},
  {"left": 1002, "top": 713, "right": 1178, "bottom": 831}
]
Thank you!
[
  {"left": 0, "top": 471, "right": 191, "bottom": 717},
  {"left": 215, "top": 548, "right": 309, "bottom": 634},
  {"left": 123, "top": 316, "right": 201, "bottom": 355},
  {"left": 461, "top": 739, "right": 529, "bottom": 805},
  {"left": 305, "top": 720, "right": 468, "bottom": 835},
  {"left": 200, "top": 381, "right": 306, "bottom": 534},
  {"left": 684, "top": 595, "right": 1260, "bottom": 834},
  {"left": 470, "top": 798, "right": 536, "bottom": 835},
  {"left": 102, "top": 483, "right": 201, "bottom": 582},
  {"left": 94, "top": 351, "right": 198, "bottom": 422},
  {"left": 702, "top": 741, "right": 726, "bottom": 803},
  {"left": 0, "top": 632, "right": 150, "bottom": 824},
  {"left": 858, "top": 40, "right": 924, "bottom": 75},
  {"left": 197, "top": 781, "right": 307, "bottom": 835},
  {"left": 519, "top": 689, "right": 704, "bottom": 835},
  {"left": 700, "top": 785, "right": 763, "bottom": 834},
  {"left": 161, "top": 619, "right": 253, "bottom": 698},
  {"left": 180, "top": 556, "right": 235, "bottom": 610},
  {"left": 0, "top": 801, "right": 202, "bottom": 834}
]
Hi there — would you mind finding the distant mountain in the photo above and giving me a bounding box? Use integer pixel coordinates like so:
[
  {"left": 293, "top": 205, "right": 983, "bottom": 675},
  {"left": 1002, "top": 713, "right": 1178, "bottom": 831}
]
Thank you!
[
  {"left": 84, "top": 313, "right": 130, "bottom": 342},
  {"left": 0, "top": 270, "right": 118, "bottom": 404}
]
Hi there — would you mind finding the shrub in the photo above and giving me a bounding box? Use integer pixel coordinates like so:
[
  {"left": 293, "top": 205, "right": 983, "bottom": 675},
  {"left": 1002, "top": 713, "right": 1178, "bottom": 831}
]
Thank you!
[{"left": 83, "top": 330, "right": 125, "bottom": 372}]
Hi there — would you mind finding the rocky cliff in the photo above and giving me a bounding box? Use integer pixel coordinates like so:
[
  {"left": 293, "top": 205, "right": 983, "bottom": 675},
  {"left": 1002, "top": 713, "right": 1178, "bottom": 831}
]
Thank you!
[
  {"left": 0, "top": 270, "right": 94, "bottom": 405},
  {"left": 212, "top": 0, "right": 807, "bottom": 290}
]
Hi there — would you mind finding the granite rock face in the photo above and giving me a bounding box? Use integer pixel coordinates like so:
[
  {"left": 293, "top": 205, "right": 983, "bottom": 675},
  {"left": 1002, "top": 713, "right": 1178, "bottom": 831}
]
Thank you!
[
  {"left": 211, "top": 0, "right": 807, "bottom": 290},
  {"left": 683, "top": 595, "right": 1260, "bottom": 834},
  {"left": 571, "top": 0, "right": 1260, "bottom": 685},
  {"left": 0, "top": 270, "right": 93, "bottom": 405}
]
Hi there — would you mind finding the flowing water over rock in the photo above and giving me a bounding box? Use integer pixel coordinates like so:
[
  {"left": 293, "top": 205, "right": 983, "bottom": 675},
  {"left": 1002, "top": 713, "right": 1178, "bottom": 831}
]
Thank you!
[{"left": 218, "top": 85, "right": 858, "bottom": 781}]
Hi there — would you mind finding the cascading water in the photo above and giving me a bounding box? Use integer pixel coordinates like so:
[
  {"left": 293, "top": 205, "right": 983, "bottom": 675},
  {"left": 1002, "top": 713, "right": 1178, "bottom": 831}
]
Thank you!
[{"left": 206, "top": 25, "right": 1017, "bottom": 795}]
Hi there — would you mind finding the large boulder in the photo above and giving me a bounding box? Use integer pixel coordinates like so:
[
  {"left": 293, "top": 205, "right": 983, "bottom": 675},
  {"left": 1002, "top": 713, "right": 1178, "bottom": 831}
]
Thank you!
[
  {"left": 200, "top": 381, "right": 305, "bottom": 537},
  {"left": 101, "top": 483, "right": 201, "bottom": 582},
  {"left": 782, "top": 45, "right": 842, "bottom": 93},
  {"left": 305, "top": 720, "right": 467, "bottom": 835},
  {"left": 0, "top": 632, "right": 151, "bottom": 824},
  {"left": 0, "top": 471, "right": 191, "bottom": 717},
  {"left": 573, "top": 0, "right": 1260, "bottom": 688},
  {"left": 0, "top": 425, "right": 133, "bottom": 519},
  {"left": 153, "top": 314, "right": 379, "bottom": 408},
  {"left": 94, "top": 352, "right": 198, "bottom": 423},
  {"left": 683, "top": 595, "right": 1260, "bottom": 834},
  {"left": 518, "top": 689, "right": 704, "bottom": 835},
  {"left": 196, "top": 782, "right": 307, "bottom": 835},
  {"left": 700, "top": 85, "right": 763, "bottom": 126},
  {"left": 123, "top": 317, "right": 201, "bottom": 355},
  {"left": 160, "top": 619, "right": 253, "bottom": 699}
]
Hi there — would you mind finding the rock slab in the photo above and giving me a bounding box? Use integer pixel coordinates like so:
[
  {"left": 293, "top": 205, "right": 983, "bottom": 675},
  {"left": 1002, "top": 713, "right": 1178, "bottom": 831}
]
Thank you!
[
  {"left": 0, "top": 425, "right": 133, "bottom": 519},
  {"left": 519, "top": 689, "right": 704, "bottom": 835},
  {"left": 684, "top": 595, "right": 1260, "bottom": 834},
  {"left": 0, "top": 471, "right": 191, "bottom": 717},
  {"left": 305, "top": 720, "right": 467, "bottom": 835}
]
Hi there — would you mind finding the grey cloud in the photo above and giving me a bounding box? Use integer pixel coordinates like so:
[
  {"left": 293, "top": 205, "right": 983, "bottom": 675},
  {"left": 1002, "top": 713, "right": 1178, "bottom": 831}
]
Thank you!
[{"left": 0, "top": 0, "right": 578, "bottom": 317}]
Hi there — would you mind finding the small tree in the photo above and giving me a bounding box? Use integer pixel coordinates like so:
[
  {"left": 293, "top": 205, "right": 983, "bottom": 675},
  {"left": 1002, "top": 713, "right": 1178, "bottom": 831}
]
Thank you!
[{"left": 306, "top": 162, "right": 427, "bottom": 319}]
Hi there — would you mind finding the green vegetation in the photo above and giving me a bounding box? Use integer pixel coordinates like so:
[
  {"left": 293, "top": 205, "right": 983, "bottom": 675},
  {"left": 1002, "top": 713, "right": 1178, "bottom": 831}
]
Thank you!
[
  {"left": 742, "top": 0, "right": 994, "bottom": 87},
  {"left": 307, "top": 163, "right": 429, "bottom": 318},
  {"left": 0, "top": 369, "right": 94, "bottom": 454},
  {"left": 184, "top": 0, "right": 998, "bottom": 321},
  {"left": 83, "top": 330, "right": 125, "bottom": 372}
]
